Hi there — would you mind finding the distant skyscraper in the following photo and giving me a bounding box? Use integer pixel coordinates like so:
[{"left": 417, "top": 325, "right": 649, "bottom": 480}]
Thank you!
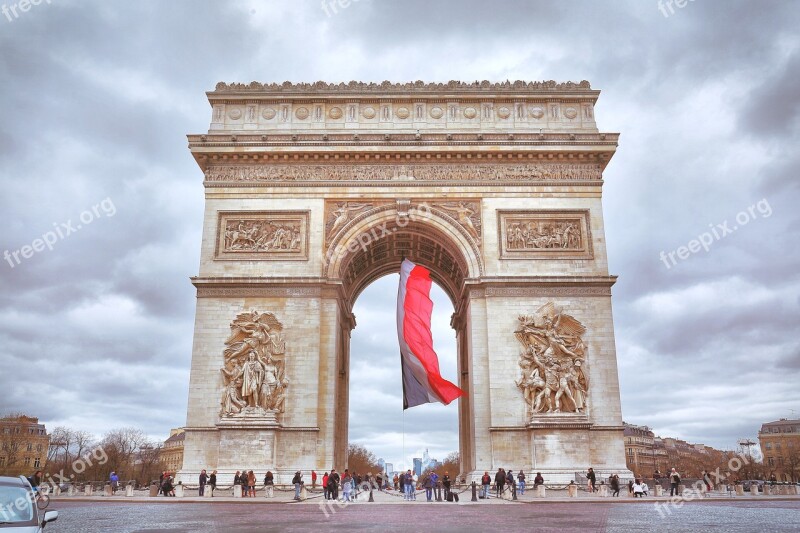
[
  {"left": 413, "top": 458, "right": 422, "bottom": 476},
  {"left": 384, "top": 463, "right": 393, "bottom": 474},
  {"left": 378, "top": 458, "right": 385, "bottom": 470}
]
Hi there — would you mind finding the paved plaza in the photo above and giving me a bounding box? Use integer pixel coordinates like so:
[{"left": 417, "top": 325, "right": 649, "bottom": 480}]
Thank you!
[{"left": 45, "top": 497, "right": 800, "bottom": 532}]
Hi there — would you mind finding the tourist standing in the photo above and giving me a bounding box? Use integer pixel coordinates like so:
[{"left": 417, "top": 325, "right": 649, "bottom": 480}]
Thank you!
[
  {"left": 393, "top": 473, "right": 399, "bottom": 491},
  {"left": 669, "top": 468, "right": 681, "bottom": 496},
  {"left": 328, "top": 468, "right": 340, "bottom": 500},
  {"left": 506, "top": 469, "right": 515, "bottom": 497},
  {"left": 292, "top": 471, "right": 303, "bottom": 500},
  {"left": 404, "top": 470, "right": 414, "bottom": 500},
  {"left": 610, "top": 474, "right": 620, "bottom": 497},
  {"left": 248, "top": 470, "right": 257, "bottom": 497},
  {"left": 443, "top": 472, "right": 452, "bottom": 501},
  {"left": 586, "top": 468, "right": 596, "bottom": 493},
  {"left": 534, "top": 472, "right": 544, "bottom": 488},
  {"left": 322, "top": 472, "right": 329, "bottom": 500},
  {"left": 311, "top": 470, "right": 317, "bottom": 488},
  {"left": 198, "top": 469, "right": 207, "bottom": 497},
  {"left": 517, "top": 470, "right": 526, "bottom": 495},
  {"left": 423, "top": 474, "right": 433, "bottom": 501},
  {"left": 209, "top": 470, "right": 217, "bottom": 497},
  {"left": 109, "top": 471, "right": 119, "bottom": 494},
  {"left": 342, "top": 472, "right": 352, "bottom": 502},
  {"left": 494, "top": 468, "right": 505, "bottom": 498},
  {"left": 481, "top": 471, "right": 491, "bottom": 499}
]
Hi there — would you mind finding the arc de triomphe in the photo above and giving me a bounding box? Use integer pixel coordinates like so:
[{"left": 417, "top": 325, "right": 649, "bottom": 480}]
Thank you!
[{"left": 179, "top": 80, "right": 630, "bottom": 483}]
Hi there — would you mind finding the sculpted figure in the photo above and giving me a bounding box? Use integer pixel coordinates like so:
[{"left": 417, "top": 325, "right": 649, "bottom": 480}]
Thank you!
[
  {"left": 439, "top": 203, "right": 480, "bottom": 240},
  {"left": 328, "top": 202, "right": 368, "bottom": 238}
]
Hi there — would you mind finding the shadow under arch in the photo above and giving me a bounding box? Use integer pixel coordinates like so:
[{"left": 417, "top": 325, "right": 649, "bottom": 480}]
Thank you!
[{"left": 324, "top": 203, "right": 483, "bottom": 305}]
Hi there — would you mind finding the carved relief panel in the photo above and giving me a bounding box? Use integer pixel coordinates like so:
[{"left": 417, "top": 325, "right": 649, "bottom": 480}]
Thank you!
[
  {"left": 498, "top": 210, "right": 592, "bottom": 260},
  {"left": 215, "top": 211, "right": 309, "bottom": 261}
]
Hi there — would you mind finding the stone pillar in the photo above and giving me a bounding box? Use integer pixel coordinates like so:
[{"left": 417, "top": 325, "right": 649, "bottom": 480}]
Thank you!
[
  {"left": 68, "top": 485, "right": 76, "bottom": 496},
  {"left": 536, "top": 485, "right": 546, "bottom": 498},
  {"left": 599, "top": 484, "right": 608, "bottom": 497},
  {"left": 149, "top": 484, "right": 159, "bottom": 497},
  {"left": 265, "top": 485, "right": 274, "bottom": 498},
  {"left": 125, "top": 485, "right": 134, "bottom": 497},
  {"left": 300, "top": 485, "right": 308, "bottom": 501},
  {"left": 233, "top": 484, "right": 242, "bottom": 498},
  {"left": 568, "top": 484, "right": 578, "bottom": 498},
  {"left": 174, "top": 484, "right": 185, "bottom": 498},
  {"left": 735, "top": 484, "right": 744, "bottom": 496},
  {"left": 654, "top": 485, "right": 663, "bottom": 497},
  {"left": 84, "top": 485, "right": 93, "bottom": 496},
  {"left": 203, "top": 487, "right": 213, "bottom": 498},
  {"left": 794, "top": 485, "right": 800, "bottom": 496},
  {"left": 53, "top": 486, "right": 61, "bottom": 496},
  {"left": 103, "top": 484, "right": 112, "bottom": 497},
  {"left": 750, "top": 484, "right": 760, "bottom": 496}
]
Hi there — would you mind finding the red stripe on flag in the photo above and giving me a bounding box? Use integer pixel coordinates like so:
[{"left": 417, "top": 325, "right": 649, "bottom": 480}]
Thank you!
[{"left": 402, "top": 264, "right": 464, "bottom": 405}]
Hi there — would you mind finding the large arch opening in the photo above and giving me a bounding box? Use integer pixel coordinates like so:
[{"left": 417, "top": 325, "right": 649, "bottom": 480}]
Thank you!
[
  {"left": 327, "top": 209, "right": 480, "bottom": 475},
  {"left": 348, "top": 274, "right": 458, "bottom": 476}
]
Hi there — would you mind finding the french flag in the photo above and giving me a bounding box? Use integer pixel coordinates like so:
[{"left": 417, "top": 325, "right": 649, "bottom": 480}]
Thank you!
[{"left": 397, "top": 259, "right": 464, "bottom": 409}]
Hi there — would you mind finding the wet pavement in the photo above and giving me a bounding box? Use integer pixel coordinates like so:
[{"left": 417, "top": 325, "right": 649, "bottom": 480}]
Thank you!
[{"left": 44, "top": 499, "right": 800, "bottom": 532}]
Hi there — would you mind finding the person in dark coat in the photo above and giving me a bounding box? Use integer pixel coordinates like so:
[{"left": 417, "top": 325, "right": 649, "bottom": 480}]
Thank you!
[
  {"left": 442, "top": 472, "right": 452, "bottom": 501},
  {"left": 161, "top": 476, "right": 174, "bottom": 497},
  {"left": 534, "top": 472, "right": 544, "bottom": 487},
  {"left": 328, "top": 468, "right": 340, "bottom": 500},
  {"left": 610, "top": 474, "right": 620, "bottom": 497},
  {"left": 209, "top": 471, "right": 217, "bottom": 497},
  {"left": 494, "top": 468, "right": 505, "bottom": 498},
  {"left": 199, "top": 470, "right": 208, "bottom": 496}
]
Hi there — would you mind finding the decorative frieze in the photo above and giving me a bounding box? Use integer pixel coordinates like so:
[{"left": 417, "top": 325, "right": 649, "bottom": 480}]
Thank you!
[
  {"left": 498, "top": 210, "right": 593, "bottom": 260},
  {"left": 204, "top": 163, "right": 603, "bottom": 184},
  {"left": 215, "top": 211, "right": 309, "bottom": 260}
]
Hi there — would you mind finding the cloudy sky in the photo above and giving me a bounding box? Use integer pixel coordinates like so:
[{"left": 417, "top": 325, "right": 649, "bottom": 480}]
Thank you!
[{"left": 1, "top": 0, "right": 798, "bottom": 472}]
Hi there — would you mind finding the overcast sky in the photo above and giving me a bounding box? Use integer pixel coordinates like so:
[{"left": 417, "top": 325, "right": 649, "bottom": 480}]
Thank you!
[{"left": 1, "top": 0, "right": 798, "bottom": 472}]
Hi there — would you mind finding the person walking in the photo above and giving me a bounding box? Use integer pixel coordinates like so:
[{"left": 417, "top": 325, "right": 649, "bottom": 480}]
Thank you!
[
  {"left": 322, "top": 472, "right": 329, "bottom": 500},
  {"left": 292, "top": 471, "right": 303, "bottom": 500},
  {"left": 198, "top": 469, "right": 207, "bottom": 497},
  {"left": 109, "top": 471, "right": 119, "bottom": 495},
  {"left": 586, "top": 468, "right": 597, "bottom": 493},
  {"left": 506, "top": 469, "right": 515, "bottom": 498},
  {"left": 209, "top": 470, "right": 217, "bottom": 497},
  {"left": 517, "top": 471, "right": 526, "bottom": 495},
  {"left": 610, "top": 474, "right": 620, "bottom": 497},
  {"left": 669, "top": 468, "right": 681, "bottom": 496},
  {"left": 481, "top": 471, "right": 491, "bottom": 499},
  {"left": 494, "top": 468, "right": 505, "bottom": 498}
]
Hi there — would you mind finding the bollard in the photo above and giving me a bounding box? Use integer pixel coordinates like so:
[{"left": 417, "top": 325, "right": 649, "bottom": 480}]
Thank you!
[
  {"left": 233, "top": 484, "right": 242, "bottom": 498},
  {"left": 149, "top": 484, "right": 159, "bottom": 497},
  {"left": 599, "top": 485, "right": 609, "bottom": 497},
  {"left": 568, "top": 484, "right": 578, "bottom": 498},
  {"left": 512, "top": 483, "right": 517, "bottom": 500},
  {"left": 53, "top": 486, "right": 61, "bottom": 497},
  {"left": 174, "top": 485, "right": 185, "bottom": 498},
  {"left": 750, "top": 484, "right": 760, "bottom": 496},
  {"left": 735, "top": 484, "right": 744, "bottom": 496},
  {"left": 203, "top": 487, "right": 212, "bottom": 498},
  {"left": 368, "top": 488, "right": 374, "bottom": 502},
  {"left": 300, "top": 485, "right": 308, "bottom": 501},
  {"left": 471, "top": 481, "right": 477, "bottom": 502},
  {"left": 84, "top": 485, "right": 93, "bottom": 496},
  {"left": 265, "top": 485, "right": 274, "bottom": 498},
  {"left": 125, "top": 485, "right": 134, "bottom": 497},
  {"left": 103, "top": 484, "right": 112, "bottom": 497},
  {"left": 536, "top": 484, "right": 546, "bottom": 498},
  {"left": 68, "top": 485, "right": 76, "bottom": 497},
  {"left": 654, "top": 485, "right": 663, "bottom": 497}
]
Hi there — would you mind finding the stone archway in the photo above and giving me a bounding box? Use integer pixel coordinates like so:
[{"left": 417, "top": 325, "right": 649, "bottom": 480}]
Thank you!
[{"left": 179, "top": 80, "right": 632, "bottom": 485}]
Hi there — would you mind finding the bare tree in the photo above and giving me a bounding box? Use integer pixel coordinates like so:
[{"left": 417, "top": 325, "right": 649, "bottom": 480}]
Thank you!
[{"left": 346, "top": 443, "right": 383, "bottom": 475}]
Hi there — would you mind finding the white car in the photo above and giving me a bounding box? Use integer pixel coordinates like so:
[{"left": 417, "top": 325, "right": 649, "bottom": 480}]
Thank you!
[{"left": 0, "top": 476, "right": 58, "bottom": 532}]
